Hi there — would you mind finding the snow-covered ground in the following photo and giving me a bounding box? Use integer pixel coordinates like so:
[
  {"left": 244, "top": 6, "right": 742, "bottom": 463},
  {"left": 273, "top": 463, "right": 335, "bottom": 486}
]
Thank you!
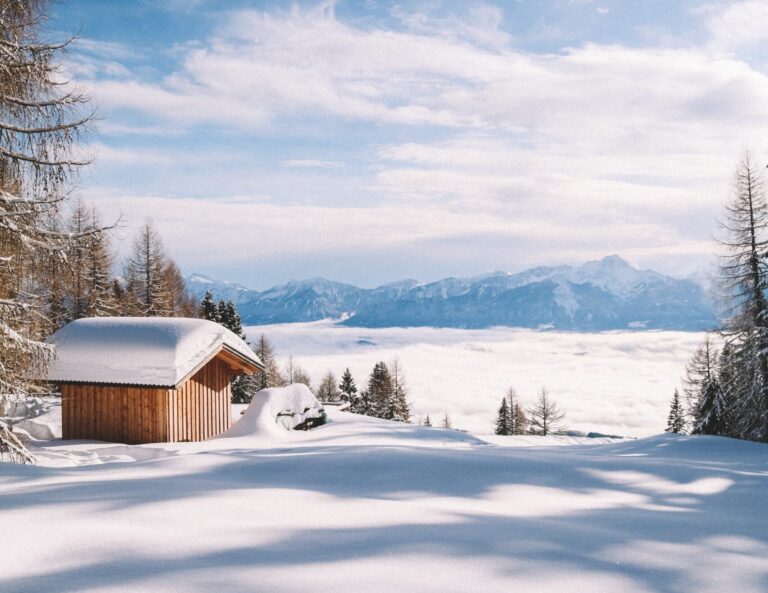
[
  {"left": 246, "top": 321, "right": 704, "bottom": 437},
  {"left": 2, "top": 393, "right": 767, "bottom": 593}
]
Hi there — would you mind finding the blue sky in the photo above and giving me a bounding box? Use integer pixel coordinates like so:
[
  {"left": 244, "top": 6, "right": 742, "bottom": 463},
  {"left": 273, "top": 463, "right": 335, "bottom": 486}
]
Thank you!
[{"left": 50, "top": 0, "right": 768, "bottom": 289}]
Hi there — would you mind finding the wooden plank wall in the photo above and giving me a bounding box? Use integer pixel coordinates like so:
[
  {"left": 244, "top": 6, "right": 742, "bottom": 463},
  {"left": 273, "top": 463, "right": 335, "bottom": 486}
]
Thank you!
[
  {"left": 171, "top": 358, "right": 232, "bottom": 442},
  {"left": 61, "top": 357, "right": 234, "bottom": 444},
  {"left": 62, "top": 384, "right": 170, "bottom": 444}
]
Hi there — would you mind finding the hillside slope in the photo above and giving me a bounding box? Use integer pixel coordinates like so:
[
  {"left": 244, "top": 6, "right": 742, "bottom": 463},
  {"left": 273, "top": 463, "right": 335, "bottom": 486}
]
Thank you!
[{"left": 3, "top": 407, "right": 766, "bottom": 593}]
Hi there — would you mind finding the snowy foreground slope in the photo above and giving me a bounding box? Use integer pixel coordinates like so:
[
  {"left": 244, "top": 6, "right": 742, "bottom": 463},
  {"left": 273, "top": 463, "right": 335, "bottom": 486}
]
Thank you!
[{"left": 3, "top": 406, "right": 768, "bottom": 593}]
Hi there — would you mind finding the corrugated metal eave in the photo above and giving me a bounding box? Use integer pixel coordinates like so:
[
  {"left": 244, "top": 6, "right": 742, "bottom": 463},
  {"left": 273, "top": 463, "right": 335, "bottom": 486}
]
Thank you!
[{"left": 49, "top": 379, "right": 176, "bottom": 389}]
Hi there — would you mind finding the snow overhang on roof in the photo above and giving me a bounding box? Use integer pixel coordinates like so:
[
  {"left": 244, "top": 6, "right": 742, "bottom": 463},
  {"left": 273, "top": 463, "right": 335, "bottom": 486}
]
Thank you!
[{"left": 46, "top": 317, "right": 264, "bottom": 388}]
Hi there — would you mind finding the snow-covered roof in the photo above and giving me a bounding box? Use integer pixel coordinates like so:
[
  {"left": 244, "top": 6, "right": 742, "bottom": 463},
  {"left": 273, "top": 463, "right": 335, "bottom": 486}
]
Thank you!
[{"left": 46, "top": 317, "right": 263, "bottom": 388}]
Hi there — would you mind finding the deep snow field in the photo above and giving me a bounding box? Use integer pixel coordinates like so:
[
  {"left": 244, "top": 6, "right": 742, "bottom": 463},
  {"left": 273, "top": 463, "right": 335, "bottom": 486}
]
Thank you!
[
  {"left": 2, "top": 392, "right": 767, "bottom": 593},
  {"left": 246, "top": 321, "right": 704, "bottom": 437}
]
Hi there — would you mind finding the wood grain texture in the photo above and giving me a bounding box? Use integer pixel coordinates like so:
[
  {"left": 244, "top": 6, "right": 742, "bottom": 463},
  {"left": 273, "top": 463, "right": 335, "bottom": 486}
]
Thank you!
[{"left": 61, "top": 356, "right": 235, "bottom": 444}]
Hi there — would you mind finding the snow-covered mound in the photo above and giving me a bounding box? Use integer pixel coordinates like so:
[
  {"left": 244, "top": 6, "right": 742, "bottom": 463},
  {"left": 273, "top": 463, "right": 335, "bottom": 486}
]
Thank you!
[
  {"left": 1, "top": 395, "right": 61, "bottom": 441},
  {"left": 220, "top": 384, "right": 325, "bottom": 438},
  {"left": 46, "top": 316, "right": 262, "bottom": 387}
]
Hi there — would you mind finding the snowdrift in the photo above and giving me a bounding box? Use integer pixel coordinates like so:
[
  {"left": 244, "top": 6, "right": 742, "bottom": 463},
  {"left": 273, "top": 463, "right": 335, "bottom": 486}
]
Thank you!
[
  {"left": 219, "top": 384, "right": 325, "bottom": 438},
  {"left": 1, "top": 396, "right": 61, "bottom": 441}
]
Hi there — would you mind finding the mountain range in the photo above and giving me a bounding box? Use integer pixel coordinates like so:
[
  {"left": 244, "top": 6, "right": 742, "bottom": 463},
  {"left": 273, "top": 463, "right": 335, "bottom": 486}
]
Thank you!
[{"left": 186, "top": 256, "right": 717, "bottom": 331}]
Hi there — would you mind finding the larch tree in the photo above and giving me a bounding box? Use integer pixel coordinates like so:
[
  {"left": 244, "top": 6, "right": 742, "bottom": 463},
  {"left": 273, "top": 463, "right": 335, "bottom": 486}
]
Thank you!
[
  {"left": 253, "top": 333, "right": 283, "bottom": 390},
  {"left": 683, "top": 334, "right": 719, "bottom": 422},
  {"left": 124, "top": 221, "right": 170, "bottom": 317},
  {"left": 284, "top": 355, "right": 311, "bottom": 387},
  {"left": 528, "top": 387, "right": 565, "bottom": 436},
  {"left": 0, "top": 0, "right": 100, "bottom": 398},
  {"left": 84, "top": 206, "right": 117, "bottom": 318},
  {"left": 717, "top": 154, "right": 768, "bottom": 441},
  {"left": 389, "top": 357, "right": 411, "bottom": 422},
  {"left": 506, "top": 386, "right": 528, "bottom": 435},
  {"left": 316, "top": 370, "right": 341, "bottom": 402},
  {"left": 666, "top": 389, "right": 686, "bottom": 434},
  {"left": 66, "top": 200, "right": 91, "bottom": 320},
  {"left": 163, "top": 260, "right": 195, "bottom": 317}
]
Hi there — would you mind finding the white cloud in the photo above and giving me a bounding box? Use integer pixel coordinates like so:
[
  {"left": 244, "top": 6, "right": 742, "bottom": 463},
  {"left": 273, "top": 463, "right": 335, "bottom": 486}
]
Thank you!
[
  {"left": 281, "top": 159, "right": 343, "bottom": 169},
  {"left": 72, "top": 4, "right": 768, "bottom": 281},
  {"left": 704, "top": 1, "right": 768, "bottom": 54}
]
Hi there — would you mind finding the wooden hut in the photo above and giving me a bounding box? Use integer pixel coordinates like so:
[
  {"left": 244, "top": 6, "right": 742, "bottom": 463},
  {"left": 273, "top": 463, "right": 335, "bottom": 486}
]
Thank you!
[{"left": 46, "top": 317, "right": 264, "bottom": 444}]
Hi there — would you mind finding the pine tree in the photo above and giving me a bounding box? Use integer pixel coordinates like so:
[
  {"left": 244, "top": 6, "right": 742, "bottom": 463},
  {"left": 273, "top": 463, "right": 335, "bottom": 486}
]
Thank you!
[
  {"left": 200, "top": 291, "right": 219, "bottom": 322},
  {"left": 316, "top": 370, "right": 341, "bottom": 402},
  {"left": 666, "top": 389, "right": 686, "bottom": 434},
  {"left": 217, "top": 299, "right": 229, "bottom": 327},
  {"left": 423, "top": 414, "right": 433, "bottom": 427},
  {"left": 528, "top": 387, "right": 565, "bottom": 436},
  {"left": 357, "top": 390, "right": 374, "bottom": 416},
  {"left": 495, "top": 397, "right": 510, "bottom": 435},
  {"left": 224, "top": 301, "right": 245, "bottom": 339},
  {"left": 338, "top": 367, "right": 359, "bottom": 409},
  {"left": 367, "top": 361, "right": 395, "bottom": 419},
  {"left": 441, "top": 411, "right": 452, "bottom": 429}
]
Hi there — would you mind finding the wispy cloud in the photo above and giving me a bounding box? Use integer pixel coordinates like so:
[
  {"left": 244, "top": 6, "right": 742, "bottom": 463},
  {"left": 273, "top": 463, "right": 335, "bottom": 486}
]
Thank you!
[
  {"left": 67, "top": 2, "right": 768, "bottom": 284},
  {"left": 703, "top": 0, "right": 768, "bottom": 53},
  {"left": 281, "top": 159, "right": 344, "bottom": 169}
]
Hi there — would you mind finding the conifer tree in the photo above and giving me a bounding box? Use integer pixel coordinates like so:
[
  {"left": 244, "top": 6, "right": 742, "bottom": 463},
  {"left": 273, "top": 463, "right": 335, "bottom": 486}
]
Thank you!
[
  {"left": 666, "top": 389, "right": 686, "bottom": 434},
  {"left": 528, "top": 387, "right": 565, "bottom": 436},
  {"left": 84, "top": 208, "right": 117, "bottom": 318},
  {"left": 217, "top": 299, "right": 229, "bottom": 327},
  {"left": 389, "top": 357, "right": 411, "bottom": 422},
  {"left": 367, "top": 361, "right": 395, "bottom": 419},
  {"left": 357, "top": 390, "right": 374, "bottom": 416},
  {"left": 495, "top": 397, "right": 510, "bottom": 435},
  {"left": 254, "top": 334, "right": 283, "bottom": 390},
  {"left": 200, "top": 291, "right": 219, "bottom": 322},
  {"left": 506, "top": 386, "right": 528, "bottom": 435},
  {"left": 224, "top": 300, "right": 245, "bottom": 339},
  {"left": 284, "top": 355, "right": 311, "bottom": 387},
  {"left": 0, "top": 0, "right": 98, "bottom": 397},
  {"left": 423, "top": 414, "right": 433, "bottom": 427},
  {"left": 66, "top": 201, "right": 91, "bottom": 320},
  {"left": 111, "top": 279, "right": 126, "bottom": 315},
  {"left": 717, "top": 154, "right": 768, "bottom": 441},
  {"left": 163, "top": 261, "right": 195, "bottom": 317},
  {"left": 316, "top": 370, "right": 341, "bottom": 402},
  {"left": 441, "top": 411, "right": 452, "bottom": 429},
  {"left": 338, "top": 367, "right": 359, "bottom": 409},
  {"left": 124, "top": 220, "right": 170, "bottom": 316},
  {"left": 683, "top": 335, "right": 719, "bottom": 423}
]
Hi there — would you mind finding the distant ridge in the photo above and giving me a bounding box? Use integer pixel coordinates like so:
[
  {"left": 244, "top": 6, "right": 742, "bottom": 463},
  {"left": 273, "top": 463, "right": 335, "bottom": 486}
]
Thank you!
[{"left": 186, "top": 256, "right": 717, "bottom": 331}]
